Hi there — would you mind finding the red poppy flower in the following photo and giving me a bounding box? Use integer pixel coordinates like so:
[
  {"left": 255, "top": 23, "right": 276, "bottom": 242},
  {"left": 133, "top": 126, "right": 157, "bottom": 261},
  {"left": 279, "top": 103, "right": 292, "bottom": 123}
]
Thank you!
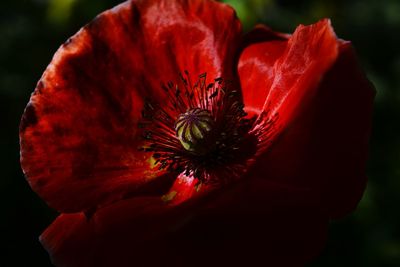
[{"left": 20, "top": 0, "right": 374, "bottom": 266}]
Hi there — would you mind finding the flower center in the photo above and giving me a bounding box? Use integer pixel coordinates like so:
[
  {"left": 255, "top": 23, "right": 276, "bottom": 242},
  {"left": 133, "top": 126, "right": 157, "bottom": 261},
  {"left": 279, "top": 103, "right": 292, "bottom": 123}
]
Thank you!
[
  {"left": 138, "top": 72, "right": 258, "bottom": 184},
  {"left": 175, "top": 108, "right": 214, "bottom": 154}
]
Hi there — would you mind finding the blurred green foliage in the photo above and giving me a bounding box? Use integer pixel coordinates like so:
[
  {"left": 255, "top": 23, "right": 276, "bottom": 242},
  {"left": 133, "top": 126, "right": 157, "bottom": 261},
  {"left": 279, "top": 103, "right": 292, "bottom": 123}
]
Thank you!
[{"left": 1, "top": 0, "right": 399, "bottom": 266}]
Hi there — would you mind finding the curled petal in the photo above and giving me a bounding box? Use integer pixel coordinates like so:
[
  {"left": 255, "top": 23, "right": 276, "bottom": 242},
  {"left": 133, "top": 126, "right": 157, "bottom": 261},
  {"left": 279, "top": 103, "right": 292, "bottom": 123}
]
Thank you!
[
  {"left": 245, "top": 39, "right": 374, "bottom": 218},
  {"left": 20, "top": 0, "right": 242, "bottom": 213},
  {"left": 238, "top": 24, "right": 288, "bottom": 115},
  {"left": 238, "top": 39, "right": 287, "bottom": 116},
  {"left": 239, "top": 19, "right": 338, "bottom": 126}
]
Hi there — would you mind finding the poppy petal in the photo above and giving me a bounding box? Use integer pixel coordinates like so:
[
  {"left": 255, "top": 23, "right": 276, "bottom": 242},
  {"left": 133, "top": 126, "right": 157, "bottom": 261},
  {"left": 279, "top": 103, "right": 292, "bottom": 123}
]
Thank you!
[
  {"left": 41, "top": 180, "right": 328, "bottom": 266},
  {"left": 246, "top": 41, "right": 374, "bottom": 218},
  {"left": 238, "top": 40, "right": 287, "bottom": 116},
  {"left": 238, "top": 26, "right": 288, "bottom": 116},
  {"left": 40, "top": 197, "right": 181, "bottom": 267},
  {"left": 162, "top": 172, "right": 328, "bottom": 265},
  {"left": 191, "top": 178, "right": 329, "bottom": 266},
  {"left": 239, "top": 19, "right": 338, "bottom": 125},
  {"left": 20, "top": 0, "right": 242, "bottom": 213}
]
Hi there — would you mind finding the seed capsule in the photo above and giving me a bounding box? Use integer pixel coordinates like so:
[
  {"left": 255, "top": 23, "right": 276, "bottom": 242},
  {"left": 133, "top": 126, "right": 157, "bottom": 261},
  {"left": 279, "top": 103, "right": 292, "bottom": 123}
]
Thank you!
[{"left": 174, "top": 108, "right": 214, "bottom": 153}]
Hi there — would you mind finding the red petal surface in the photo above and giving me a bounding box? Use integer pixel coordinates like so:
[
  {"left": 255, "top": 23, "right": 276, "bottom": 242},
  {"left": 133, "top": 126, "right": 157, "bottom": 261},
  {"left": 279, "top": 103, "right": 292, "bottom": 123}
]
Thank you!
[
  {"left": 239, "top": 19, "right": 338, "bottom": 123},
  {"left": 238, "top": 25, "right": 288, "bottom": 116},
  {"left": 238, "top": 40, "right": 287, "bottom": 116},
  {"left": 41, "top": 179, "right": 327, "bottom": 267},
  {"left": 245, "top": 39, "right": 374, "bottom": 218},
  {"left": 20, "top": 0, "right": 242, "bottom": 213},
  {"left": 40, "top": 197, "right": 177, "bottom": 267}
]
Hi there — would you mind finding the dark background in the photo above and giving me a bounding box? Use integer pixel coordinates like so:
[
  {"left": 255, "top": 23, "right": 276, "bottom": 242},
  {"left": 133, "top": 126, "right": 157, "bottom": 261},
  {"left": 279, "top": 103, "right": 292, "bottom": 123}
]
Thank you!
[{"left": 1, "top": 0, "right": 399, "bottom": 266}]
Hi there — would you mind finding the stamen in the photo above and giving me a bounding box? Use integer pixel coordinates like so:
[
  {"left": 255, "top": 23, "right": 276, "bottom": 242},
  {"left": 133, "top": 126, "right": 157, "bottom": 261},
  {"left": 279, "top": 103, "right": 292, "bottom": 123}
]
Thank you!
[{"left": 138, "top": 72, "right": 258, "bottom": 184}]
